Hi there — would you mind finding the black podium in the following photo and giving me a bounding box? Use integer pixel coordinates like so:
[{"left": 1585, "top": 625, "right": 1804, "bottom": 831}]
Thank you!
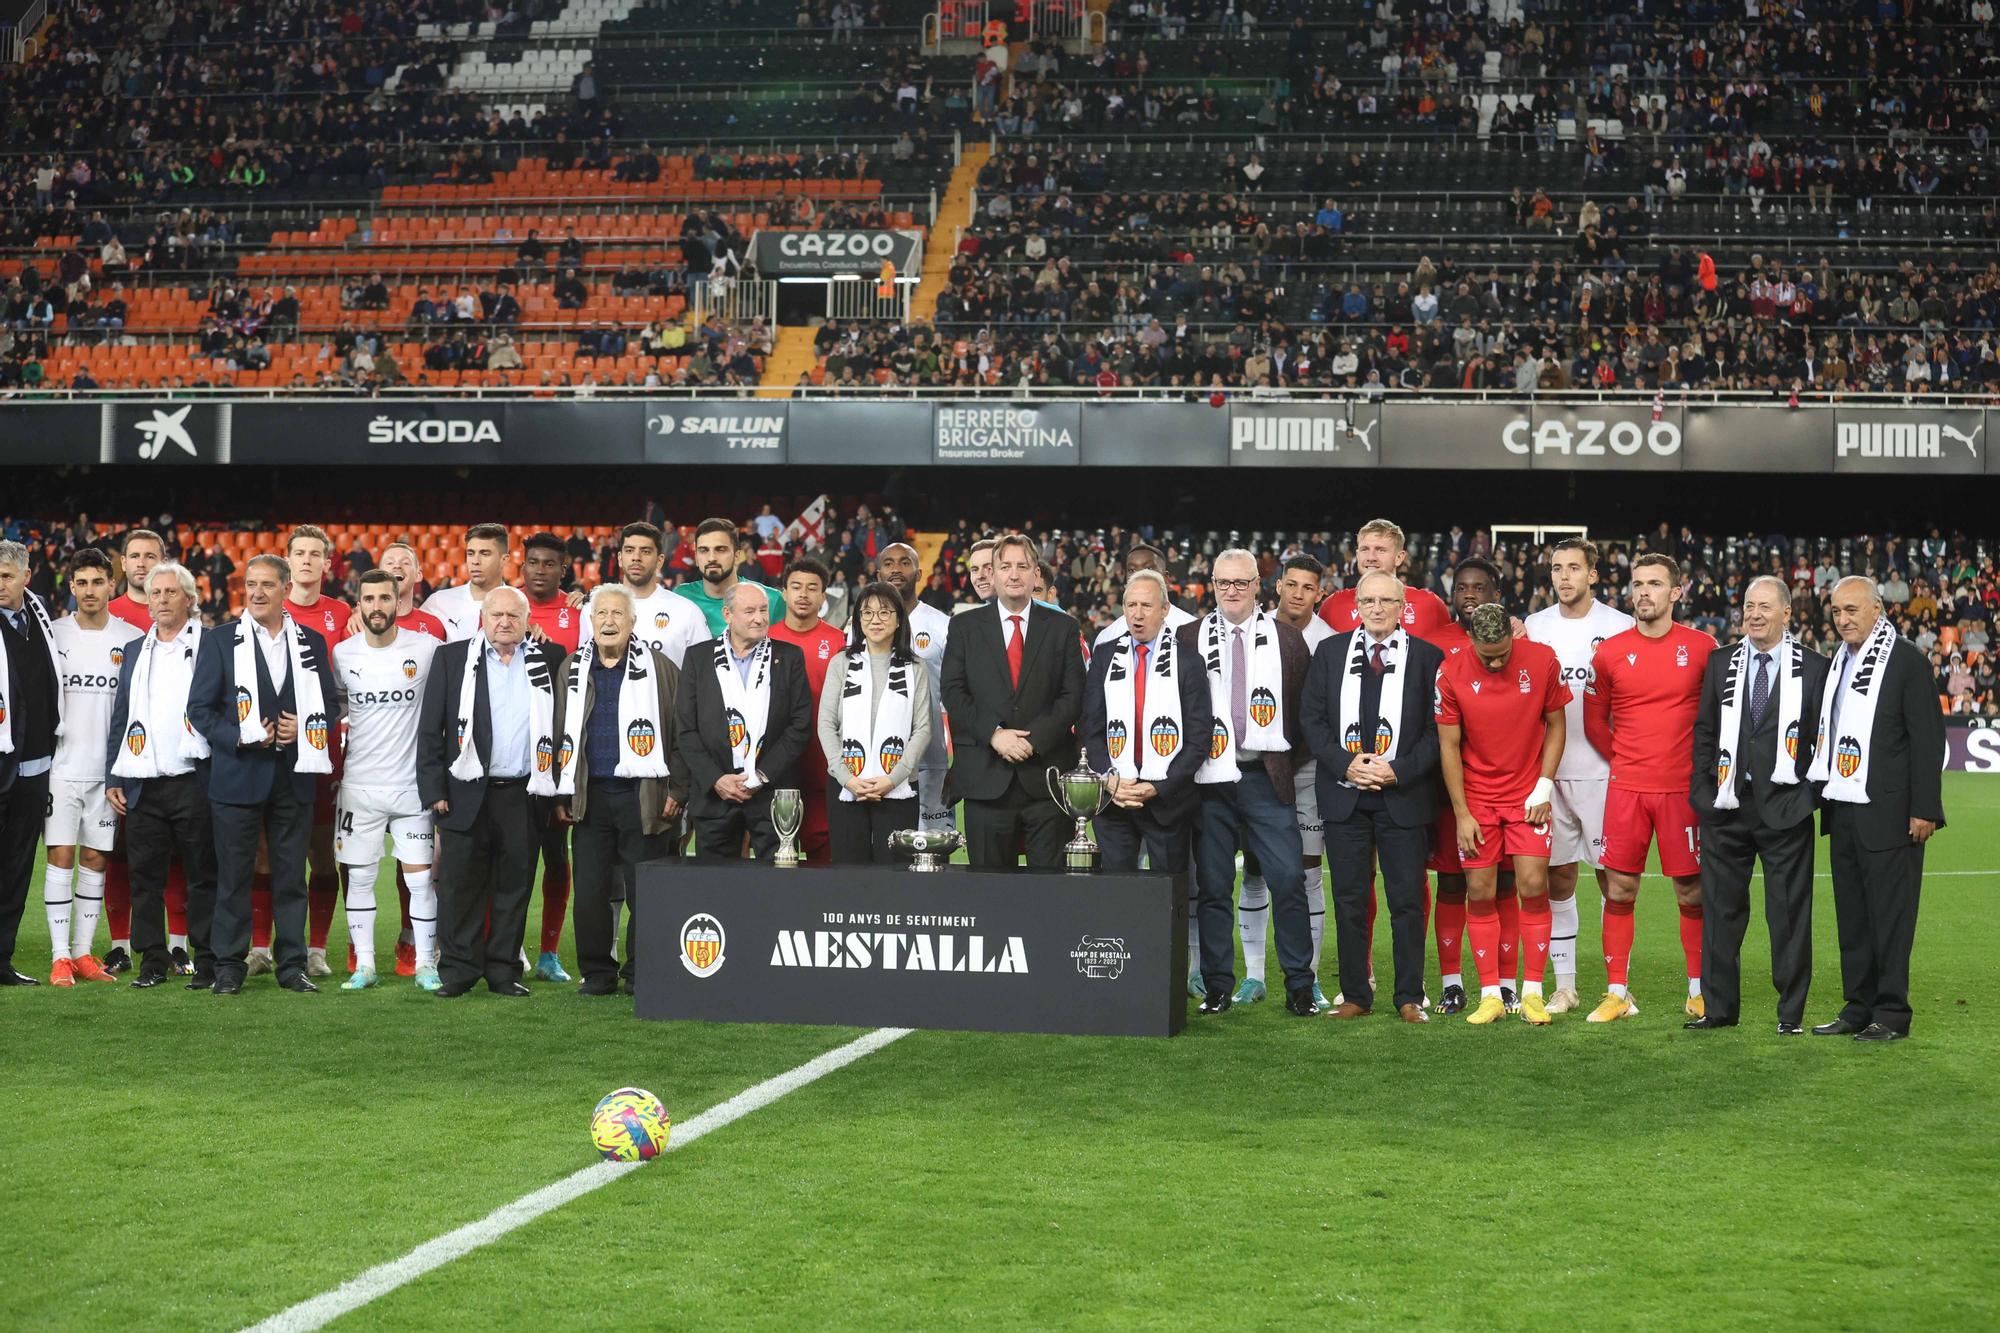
[{"left": 633, "top": 863, "right": 1187, "bottom": 1037}]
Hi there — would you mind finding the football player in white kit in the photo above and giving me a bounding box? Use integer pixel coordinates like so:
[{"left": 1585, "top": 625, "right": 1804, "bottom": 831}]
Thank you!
[
  {"left": 877, "top": 543, "right": 956, "bottom": 831},
  {"left": 1232, "top": 554, "right": 1333, "bottom": 1005},
  {"left": 332, "top": 570, "right": 442, "bottom": 990},
  {"left": 606, "top": 521, "right": 706, "bottom": 669},
  {"left": 42, "top": 549, "right": 143, "bottom": 984},
  {"left": 421, "top": 522, "right": 511, "bottom": 642},
  {"left": 1523, "top": 537, "right": 1632, "bottom": 1012}
]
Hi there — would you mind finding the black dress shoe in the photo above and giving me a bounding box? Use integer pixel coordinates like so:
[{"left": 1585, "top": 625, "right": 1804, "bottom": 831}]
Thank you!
[
  {"left": 1285, "top": 987, "right": 1321, "bottom": 1017},
  {"left": 1777, "top": 1022, "right": 1804, "bottom": 1035},
  {"left": 212, "top": 978, "right": 243, "bottom": 995},
  {"left": 434, "top": 982, "right": 473, "bottom": 998},
  {"left": 103, "top": 946, "right": 133, "bottom": 975},
  {"left": 1683, "top": 1015, "right": 1737, "bottom": 1029},
  {"left": 1812, "top": 1017, "right": 1863, "bottom": 1036},
  {"left": 0, "top": 967, "right": 41, "bottom": 986},
  {"left": 1197, "top": 989, "right": 1232, "bottom": 1014},
  {"left": 490, "top": 981, "right": 532, "bottom": 997},
  {"left": 1854, "top": 1022, "right": 1907, "bottom": 1043},
  {"left": 277, "top": 974, "right": 319, "bottom": 994},
  {"left": 131, "top": 968, "right": 171, "bottom": 989},
  {"left": 577, "top": 978, "right": 619, "bottom": 996}
]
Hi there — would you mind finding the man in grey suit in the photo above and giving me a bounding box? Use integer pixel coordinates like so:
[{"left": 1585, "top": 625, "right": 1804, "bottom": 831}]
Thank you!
[{"left": 1688, "top": 576, "right": 1829, "bottom": 1033}]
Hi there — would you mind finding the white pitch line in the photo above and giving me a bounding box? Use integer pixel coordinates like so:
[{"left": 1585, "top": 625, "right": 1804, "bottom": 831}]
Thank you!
[{"left": 246, "top": 1026, "right": 912, "bottom": 1333}]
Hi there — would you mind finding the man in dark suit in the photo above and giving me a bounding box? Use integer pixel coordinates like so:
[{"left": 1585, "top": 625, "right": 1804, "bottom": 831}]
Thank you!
[
  {"left": 416, "top": 586, "right": 564, "bottom": 997},
  {"left": 1810, "top": 576, "right": 1945, "bottom": 1042},
  {"left": 105, "top": 562, "right": 218, "bottom": 989},
  {"left": 673, "top": 583, "right": 811, "bottom": 861},
  {"left": 1301, "top": 572, "right": 1443, "bottom": 1022},
  {"left": 1079, "top": 569, "right": 1211, "bottom": 873},
  {"left": 552, "top": 584, "right": 686, "bottom": 994},
  {"left": 940, "top": 533, "right": 1085, "bottom": 870},
  {"left": 0, "top": 540, "right": 60, "bottom": 987},
  {"left": 187, "top": 555, "right": 339, "bottom": 995},
  {"left": 1181, "top": 548, "right": 1316, "bottom": 1015},
  {"left": 1688, "top": 576, "right": 1829, "bottom": 1033}
]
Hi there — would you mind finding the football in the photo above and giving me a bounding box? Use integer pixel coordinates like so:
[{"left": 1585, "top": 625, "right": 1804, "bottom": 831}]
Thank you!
[{"left": 589, "top": 1088, "right": 671, "bottom": 1163}]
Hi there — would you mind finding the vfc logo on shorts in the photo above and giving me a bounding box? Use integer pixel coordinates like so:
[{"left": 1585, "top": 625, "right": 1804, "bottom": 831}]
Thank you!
[
  {"left": 536, "top": 737, "right": 554, "bottom": 773},
  {"left": 725, "top": 707, "right": 747, "bottom": 750},
  {"left": 234, "top": 686, "right": 253, "bottom": 723},
  {"left": 1248, "top": 686, "right": 1276, "bottom": 728},
  {"left": 626, "top": 718, "right": 657, "bottom": 758},
  {"left": 304, "top": 712, "right": 329, "bottom": 751},
  {"left": 402, "top": 658, "right": 418, "bottom": 680},
  {"left": 841, "top": 739, "right": 866, "bottom": 776},
  {"left": 125, "top": 721, "right": 148, "bottom": 756},
  {"left": 679, "top": 912, "right": 726, "bottom": 978},
  {"left": 1715, "top": 747, "right": 1732, "bottom": 789},
  {"left": 1784, "top": 722, "right": 1801, "bottom": 761},
  {"left": 1209, "top": 721, "right": 1229, "bottom": 760},
  {"left": 879, "top": 735, "right": 905, "bottom": 771},
  {"left": 1149, "top": 717, "right": 1179, "bottom": 757},
  {"left": 1106, "top": 719, "right": 1127, "bottom": 760},
  {"left": 1836, "top": 734, "right": 1863, "bottom": 779}
]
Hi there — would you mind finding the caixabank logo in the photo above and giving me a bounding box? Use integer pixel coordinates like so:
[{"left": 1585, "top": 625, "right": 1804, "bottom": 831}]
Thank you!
[{"left": 112, "top": 403, "right": 231, "bottom": 464}]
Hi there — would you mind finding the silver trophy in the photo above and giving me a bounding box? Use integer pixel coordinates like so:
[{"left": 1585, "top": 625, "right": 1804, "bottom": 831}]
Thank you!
[
  {"left": 1046, "top": 761, "right": 1121, "bottom": 874},
  {"left": 770, "top": 787, "right": 804, "bottom": 868},
  {"left": 888, "top": 827, "right": 964, "bottom": 872}
]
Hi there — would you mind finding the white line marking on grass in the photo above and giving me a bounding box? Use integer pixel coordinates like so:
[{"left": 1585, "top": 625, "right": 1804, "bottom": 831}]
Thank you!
[{"left": 246, "top": 1026, "right": 912, "bottom": 1333}]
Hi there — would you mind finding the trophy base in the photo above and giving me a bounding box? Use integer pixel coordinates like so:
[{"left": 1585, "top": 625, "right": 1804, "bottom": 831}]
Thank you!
[
  {"left": 771, "top": 850, "right": 802, "bottom": 869},
  {"left": 908, "top": 854, "right": 948, "bottom": 872},
  {"left": 1062, "top": 843, "right": 1100, "bottom": 874}
]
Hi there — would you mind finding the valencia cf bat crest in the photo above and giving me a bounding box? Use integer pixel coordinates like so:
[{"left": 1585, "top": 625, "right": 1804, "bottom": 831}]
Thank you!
[
  {"left": 841, "top": 739, "right": 866, "bottom": 776},
  {"left": 1209, "top": 720, "right": 1229, "bottom": 760},
  {"left": 1249, "top": 686, "right": 1276, "bottom": 728},
  {"left": 1836, "top": 735, "right": 1862, "bottom": 779},
  {"left": 1784, "top": 722, "right": 1801, "bottom": 761},
  {"left": 726, "top": 708, "right": 747, "bottom": 750},
  {"left": 125, "top": 721, "right": 147, "bottom": 756},
  {"left": 403, "top": 658, "right": 418, "bottom": 680},
  {"left": 235, "top": 686, "right": 253, "bottom": 724},
  {"left": 1715, "top": 747, "right": 1732, "bottom": 789},
  {"left": 1149, "top": 717, "right": 1179, "bottom": 757},
  {"left": 879, "top": 735, "right": 905, "bottom": 771},
  {"left": 304, "top": 712, "right": 329, "bottom": 751},
  {"left": 536, "top": 737, "right": 554, "bottom": 773},
  {"left": 627, "top": 718, "right": 657, "bottom": 758},
  {"left": 1106, "top": 719, "right": 1127, "bottom": 761}
]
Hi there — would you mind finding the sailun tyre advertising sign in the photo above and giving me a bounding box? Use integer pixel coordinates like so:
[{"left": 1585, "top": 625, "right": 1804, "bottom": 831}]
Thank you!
[
  {"left": 643, "top": 402, "right": 788, "bottom": 464},
  {"left": 633, "top": 863, "right": 1187, "bottom": 1037}
]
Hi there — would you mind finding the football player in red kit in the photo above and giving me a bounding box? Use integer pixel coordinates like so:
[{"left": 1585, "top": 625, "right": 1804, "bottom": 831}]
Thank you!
[
  {"left": 1436, "top": 604, "right": 1570, "bottom": 1026},
  {"left": 1318, "top": 518, "right": 1455, "bottom": 638},
  {"left": 1584, "top": 553, "right": 1718, "bottom": 1023},
  {"left": 768, "top": 557, "right": 845, "bottom": 865}
]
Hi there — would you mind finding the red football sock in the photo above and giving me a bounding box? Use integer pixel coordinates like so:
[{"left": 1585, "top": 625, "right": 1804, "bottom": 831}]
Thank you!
[
  {"left": 1467, "top": 899, "right": 1501, "bottom": 989},
  {"left": 307, "top": 872, "right": 340, "bottom": 951},
  {"left": 1521, "top": 895, "right": 1552, "bottom": 984},
  {"left": 1496, "top": 890, "right": 1520, "bottom": 986},
  {"left": 540, "top": 862, "right": 572, "bottom": 955},
  {"left": 165, "top": 862, "right": 189, "bottom": 936},
  {"left": 396, "top": 866, "right": 412, "bottom": 931},
  {"left": 251, "top": 873, "right": 273, "bottom": 949},
  {"left": 1678, "top": 903, "right": 1704, "bottom": 980},
  {"left": 1435, "top": 897, "right": 1466, "bottom": 976},
  {"left": 105, "top": 856, "right": 132, "bottom": 942},
  {"left": 1602, "top": 899, "right": 1636, "bottom": 987}
]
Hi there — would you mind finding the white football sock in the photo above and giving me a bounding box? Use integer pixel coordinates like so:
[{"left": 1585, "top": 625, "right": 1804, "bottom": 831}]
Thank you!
[
  {"left": 345, "top": 861, "right": 379, "bottom": 970},
  {"left": 1237, "top": 875, "right": 1269, "bottom": 984},
  {"left": 1442, "top": 971, "right": 1463, "bottom": 991},
  {"left": 1522, "top": 979, "right": 1544, "bottom": 999},
  {"left": 43, "top": 865, "right": 74, "bottom": 962},
  {"left": 1609, "top": 982, "right": 1629, "bottom": 998},
  {"left": 1549, "top": 892, "right": 1579, "bottom": 988},
  {"left": 1481, "top": 984, "right": 1502, "bottom": 999},
  {"left": 406, "top": 868, "right": 437, "bottom": 966},
  {"left": 169, "top": 933, "right": 188, "bottom": 952},
  {"left": 1302, "top": 863, "right": 1325, "bottom": 971},
  {"left": 1688, "top": 977, "right": 1702, "bottom": 999},
  {"left": 72, "top": 867, "right": 106, "bottom": 959}
]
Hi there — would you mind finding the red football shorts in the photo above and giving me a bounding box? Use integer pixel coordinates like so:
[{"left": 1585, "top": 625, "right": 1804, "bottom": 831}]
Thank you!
[
  {"left": 312, "top": 774, "right": 338, "bottom": 825},
  {"left": 1601, "top": 786, "right": 1701, "bottom": 877},
  {"left": 1457, "top": 801, "right": 1553, "bottom": 870},
  {"left": 1426, "top": 808, "right": 1462, "bottom": 875}
]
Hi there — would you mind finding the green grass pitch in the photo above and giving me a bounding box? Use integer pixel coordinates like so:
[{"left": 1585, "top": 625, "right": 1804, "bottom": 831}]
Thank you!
[{"left": 5, "top": 777, "right": 1996, "bottom": 1329}]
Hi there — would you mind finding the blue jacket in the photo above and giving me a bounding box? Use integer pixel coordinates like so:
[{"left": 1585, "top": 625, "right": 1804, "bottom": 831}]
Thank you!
[{"left": 186, "top": 618, "right": 338, "bottom": 806}]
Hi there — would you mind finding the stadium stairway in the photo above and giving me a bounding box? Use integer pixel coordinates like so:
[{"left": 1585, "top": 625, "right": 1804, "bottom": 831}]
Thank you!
[
  {"left": 757, "top": 326, "right": 820, "bottom": 397},
  {"left": 912, "top": 141, "right": 987, "bottom": 324}
]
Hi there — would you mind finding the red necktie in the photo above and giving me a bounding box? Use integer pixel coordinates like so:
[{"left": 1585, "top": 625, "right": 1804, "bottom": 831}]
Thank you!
[
  {"left": 1007, "top": 614, "right": 1024, "bottom": 688},
  {"left": 1133, "top": 642, "right": 1149, "bottom": 726},
  {"left": 1370, "top": 642, "right": 1386, "bottom": 675}
]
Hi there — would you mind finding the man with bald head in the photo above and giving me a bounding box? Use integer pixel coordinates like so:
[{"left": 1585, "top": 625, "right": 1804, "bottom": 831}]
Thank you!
[
  {"left": 877, "top": 542, "right": 955, "bottom": 830},
  {"left": 1805, "top": 575, "right": 1945, "bottom": 1042},
  {"left": 417, "top": 585, "right": 566, "bottom": 996},
  {"left": 674, "top": 582, "right": 812, "bottom": 860},
  {"left": 1689, "top": 575, "right": 1829, "bottom": 1033}
]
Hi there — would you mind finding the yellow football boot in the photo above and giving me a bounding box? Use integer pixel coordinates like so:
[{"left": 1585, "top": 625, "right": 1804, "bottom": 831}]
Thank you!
[
  {"left": 1465, "top": 994, "right": 1508, "bottom": 1024},
  {"left": 1586, "top": 991, "right": 1640, "bottom": 1023}
]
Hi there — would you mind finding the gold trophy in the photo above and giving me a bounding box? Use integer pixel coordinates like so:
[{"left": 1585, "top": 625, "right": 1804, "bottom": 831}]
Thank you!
[
  {"left": 1045, "top": 761, "right": 1120, "bottom": 874},
  {"left": 770, "top": 787, "right": 804, "bottom": 868}
]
